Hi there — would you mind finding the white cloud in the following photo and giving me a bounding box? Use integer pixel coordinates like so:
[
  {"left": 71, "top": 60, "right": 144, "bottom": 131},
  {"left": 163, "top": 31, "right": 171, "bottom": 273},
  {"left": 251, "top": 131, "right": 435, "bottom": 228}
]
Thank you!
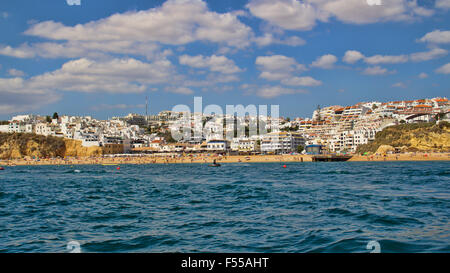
[
  {"left": 418, "top": 72, "right": 428, "bottom": 79},
  {"left": 216, "top": 47, "right": 235, "bottom": 55},
  {"left": 0, "top": 40, "right": 166, "bottom": 60},
  {"left": 44, "top": 41, "right": 161, "bottom": 59},
  {"left": 212, "top": 74, "right": 240, "bottom": 83},
  {"left": 256, "top": 55, "right": 307, "bottom": 72},
  {"left": 165, "top": 87, "right": 194, "bottom": 95},
  {"left": 256, "top": 85, "right": 308, "bottom": 98},
  {"left": 256, "top": 55, "right": 307, "bottom": 81},
  {"left": 281, "top": 76, "right": 322, "bottom": 86},
  {"left": 254, "top": 33, "right": 306, "bottom": 47},
  {"left": 0, "top": 58, "right": 175, "bottom": 99},
  {"left": 407, "top": 0, "right": 434, "bottom": 17},
  {"left": 0, "top": 56, "right": 195, "bottom": 114},
  {"left": 280, "top": 36, "right": 307, "bottom": 46},
  {"left": 364, "top": 54, "right": 409, "bottom": 65},
  {"left": 419, "top": 30, "right": 450, "bottom": 44},
  {"left": 201, "top": 85, "right": 234, "bottom": 93},
  {"left": 179, "top": 55, "right": 242, "bottom": 74},
  {"left": 29, "top": 58, "right": 174, "bottom": 94},
  {"left": 435, "top": 63, "right": 450, "bottom": 74},
  {"left": 7, "top": 69, "right": 26, "bottom": 77},
  {"left": 311, "top": 54, "right": 337, "bottom": 69},
  {"left": 0, "top": 1, "right": 256, "bottom": 60},
  {"left": 25, "top": 0, "right": 253, "bottom": 48},
  {"left": 255, "top": 55, "right": 322, "bottom": 88},
  {"left": 362, "top": 66, "right": 395, "bottom": 75},
  {"left": 343, "top": 50, "right": 364, "bottom": 64},
  {"left": 0, "top": 44, "right": 36, "bottom": 58},
  {"left": 392, "top": 82, "right": 406, "bottom": 88},
  {"left": 247, "top": 0, "right": 433, "bottom": 31},
  {"left": 184, "top": 73, "right": 240, "bottom": 88},
  {"left": 436, "top": 0, "right": 450, "bottom": 9},
  {"left": 0, "top": 1, "right": 307, "bottom": 59},
  {"left": 247, "top": 0, "right": 326, "bottom": 31},
  {"left": 91, "top": 104, "right": 145, "bottom": 111},
  {"left": 0, "top": 0, "right": 255, "bottom": 61},
  {"left": 315, "top": 0, "right": 433, "bottom": 24},
  {"left": 259, "top": 71, "right": 289, "bottom": 81},
  {"left": 410, "top": 48, "right": 448, "bottom": 62},
  {"left": 0, "top": 92, "right": 61, "bottom": 115},
  {"left": 0, "top": 77, "right": 61, "bottom": 114},
  {"left": 343, "top": 47, "right": 448, "bottom": 66},
  {"left": 0, "top": 77, "right": 48, "bottom": 95}
]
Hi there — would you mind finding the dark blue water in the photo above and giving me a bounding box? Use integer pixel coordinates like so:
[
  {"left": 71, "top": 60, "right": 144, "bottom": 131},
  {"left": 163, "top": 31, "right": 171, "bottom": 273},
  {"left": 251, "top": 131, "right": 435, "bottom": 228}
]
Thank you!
[{"left": 0, "top": 162, "right": 449, "bottom": 253}]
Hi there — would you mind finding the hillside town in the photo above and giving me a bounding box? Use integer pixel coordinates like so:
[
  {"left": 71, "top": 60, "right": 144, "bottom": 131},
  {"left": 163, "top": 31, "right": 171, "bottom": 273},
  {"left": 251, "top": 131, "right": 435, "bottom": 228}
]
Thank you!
[{"left": 1, "top": 97, "right": 449, "bottom": 155}]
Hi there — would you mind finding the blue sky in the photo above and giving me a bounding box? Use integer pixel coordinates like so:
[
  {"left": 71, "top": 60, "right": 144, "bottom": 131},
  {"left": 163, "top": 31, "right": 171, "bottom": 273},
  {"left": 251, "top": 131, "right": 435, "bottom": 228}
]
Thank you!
[{"left": 0, "top": 0, "right": 449, "bottom": 120}]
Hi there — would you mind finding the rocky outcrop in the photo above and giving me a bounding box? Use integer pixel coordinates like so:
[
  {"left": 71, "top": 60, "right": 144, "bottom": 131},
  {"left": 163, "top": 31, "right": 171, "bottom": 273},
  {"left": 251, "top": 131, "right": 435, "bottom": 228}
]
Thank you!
[
  {"left": 0, "top": 133, "right": 103, "bottom": 159},
  {"left": 356, "top": 121, "right": 450, "bottom": 154},
  {"left": 64, "top": 139, "right": 103, "bottom": 157},
  {"left": 375, "top": 145, "right": 395, "bottom": 155}
]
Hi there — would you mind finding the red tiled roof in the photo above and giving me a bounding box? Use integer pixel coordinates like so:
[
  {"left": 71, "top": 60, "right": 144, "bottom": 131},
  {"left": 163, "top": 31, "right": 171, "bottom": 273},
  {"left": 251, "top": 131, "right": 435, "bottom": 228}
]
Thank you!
[{"left": 415, "top": 104, "right": 432, "bottom": 108}]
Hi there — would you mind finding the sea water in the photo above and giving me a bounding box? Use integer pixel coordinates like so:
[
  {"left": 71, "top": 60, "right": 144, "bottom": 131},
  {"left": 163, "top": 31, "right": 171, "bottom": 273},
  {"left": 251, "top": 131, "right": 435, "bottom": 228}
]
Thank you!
[{"left": 0, "top": 161, "right": 449, "bottom": 253}]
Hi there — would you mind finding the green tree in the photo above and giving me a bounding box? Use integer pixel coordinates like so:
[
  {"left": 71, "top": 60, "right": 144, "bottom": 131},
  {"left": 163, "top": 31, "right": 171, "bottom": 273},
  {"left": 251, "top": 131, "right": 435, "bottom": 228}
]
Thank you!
[
  {"left": 297, "top": 145, "right": 304, "bottom": 154},
  {"left": 157, "top": 131, "right": 177, "bottom": 143},
  {"left": 52, "top": 112, "right": 59, "bottom": 120},
  {"left": 435, "top": 113, "right": 445, "bottom": 120},
  {"left": 46, "top": 116, "right": 52, "bottom": 123}
]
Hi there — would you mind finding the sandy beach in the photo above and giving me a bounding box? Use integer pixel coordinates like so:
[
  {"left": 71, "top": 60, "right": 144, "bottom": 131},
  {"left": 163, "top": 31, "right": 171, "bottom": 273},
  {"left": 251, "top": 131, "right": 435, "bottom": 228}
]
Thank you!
[
  {"left": 1, "top": 152, "right": 449, "bottom": 166},
  {"left": 1, "top": 154, "right": 311, "bottom": 166},
  {"left": 348, "top": 152, "right": 450, "bottom": 162}
]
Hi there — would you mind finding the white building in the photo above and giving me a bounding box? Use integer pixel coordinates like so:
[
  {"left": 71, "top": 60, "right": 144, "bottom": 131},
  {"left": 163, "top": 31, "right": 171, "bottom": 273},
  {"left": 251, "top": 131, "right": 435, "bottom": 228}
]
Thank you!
[
  {"left": 35, "top": 123, "right": 52, "bottom": 136},
  {"left": 10, "top": 114, "right": 36, "bottom": 123},
  {"left": 207, "top": 140, "right": 230, "bottom": 152},
  {"left": 8, "top": 123, "right": 26, "bottom": 133},
  {"left": 0, "top": 125, "right": 9, "bottom": 133},
  {"left": 80, "top": 134, "right": 100, "bottom": 147},
  {"left": 261, "top": 132, "right": 305, "bottom": 154},
  {"left": 231, "top": 137, "right": 258, "bottom": 152},
  {"left": 329, "top": 129, "right": 377, "bottom": 153}
]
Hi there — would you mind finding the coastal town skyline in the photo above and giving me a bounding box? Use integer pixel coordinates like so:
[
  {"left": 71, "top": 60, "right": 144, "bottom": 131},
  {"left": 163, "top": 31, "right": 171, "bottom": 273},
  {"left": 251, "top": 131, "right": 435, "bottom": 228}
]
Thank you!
[
  {"left": 1, "top": 0, "right": 450, "bottom": 120},
  {"left": 2, "top": 95, "right": 449, "bottom": 156}
]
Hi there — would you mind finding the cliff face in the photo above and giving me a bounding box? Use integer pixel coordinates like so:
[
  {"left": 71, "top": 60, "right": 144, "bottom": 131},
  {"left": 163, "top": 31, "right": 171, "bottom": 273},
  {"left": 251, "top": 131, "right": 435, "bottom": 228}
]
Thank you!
[
  {"left": 0, "top": 133, "right": 103, "bottom": 159},
  {"left": 64, "top": 139, "right": 103, "bottom": 157},
  {"left": 356, "top": 121, "right": 450, "bottom": 154}
]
